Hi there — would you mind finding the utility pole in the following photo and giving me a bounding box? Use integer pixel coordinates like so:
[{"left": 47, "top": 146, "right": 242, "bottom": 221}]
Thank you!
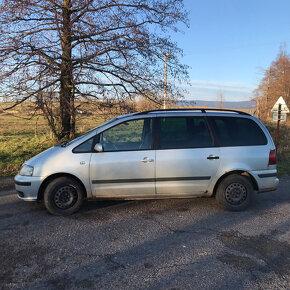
[{"left": 163, "top": 52, "right": 171, "bottom": 109}]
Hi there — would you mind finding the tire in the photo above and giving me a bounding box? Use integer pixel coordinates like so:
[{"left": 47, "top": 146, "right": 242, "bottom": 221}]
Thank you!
[
  {"left": 216, "top": 174, "right": 253, "bottom": 211},
  {"left": 44, "top": 177, "right": 84, "bottom": 216}
]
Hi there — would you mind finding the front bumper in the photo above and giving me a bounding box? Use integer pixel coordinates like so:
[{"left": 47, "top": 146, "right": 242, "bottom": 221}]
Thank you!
[{"left": 15, "top": 175, "right": 43, "bottom": 201}]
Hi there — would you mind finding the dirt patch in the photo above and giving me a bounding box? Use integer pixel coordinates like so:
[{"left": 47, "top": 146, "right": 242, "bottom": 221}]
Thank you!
[{"left": 218, "top": 231, "right": 290, "bottom": 276}]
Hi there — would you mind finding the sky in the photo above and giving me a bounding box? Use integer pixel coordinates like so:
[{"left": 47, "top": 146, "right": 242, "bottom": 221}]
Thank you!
[{"left": 173, "top": 0, "right": 290, "bottom": 102}]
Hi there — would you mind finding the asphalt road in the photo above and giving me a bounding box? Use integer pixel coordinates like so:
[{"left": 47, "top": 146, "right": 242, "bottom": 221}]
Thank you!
[{"left": 0, "top": 177, "right": 289, "bottom": 290}]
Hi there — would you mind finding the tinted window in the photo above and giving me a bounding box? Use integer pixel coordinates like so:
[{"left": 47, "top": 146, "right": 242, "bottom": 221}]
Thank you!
[
  {"left": 211, "top": 117, "right": 267, "bottom": 146},
  {"left": 73, "top": 137, "right": 94, "bottom": 153},
  {"left": 101, "top": 119, "right": 152, "bottom": 151},
  {"left": 159, "top": 117, "right": 213, "bottom": 149}
]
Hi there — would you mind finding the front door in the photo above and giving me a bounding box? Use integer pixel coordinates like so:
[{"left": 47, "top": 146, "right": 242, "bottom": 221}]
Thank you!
[
  {"left": 155, "top": 116, "right": 220, "bottom": 196},
  {"left": 90, "top": 118, "right": 155, "bottom": 198}
]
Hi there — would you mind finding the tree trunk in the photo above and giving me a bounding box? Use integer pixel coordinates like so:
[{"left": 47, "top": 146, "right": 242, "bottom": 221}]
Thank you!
[{"left": 59, "top": 0, "right": 75, "bottom": 140}]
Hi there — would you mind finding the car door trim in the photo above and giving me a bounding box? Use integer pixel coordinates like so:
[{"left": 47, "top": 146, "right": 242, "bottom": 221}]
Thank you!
[
  {"left": 157, "top": 176, "right": 211, "bottom": 181},
  {"left": 258, "top": 173, "right": 277, "bottom": 178},
  {"left": 92, "top": 178, "right": 155, "bottom": 184},
  {"left": 92, "top": 176, "right": 211, "bottom": 184}
]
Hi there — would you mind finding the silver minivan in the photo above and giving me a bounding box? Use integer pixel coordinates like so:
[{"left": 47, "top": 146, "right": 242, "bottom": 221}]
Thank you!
[{"left": 15, "top": 109, "right": 279, "bottom": 215}]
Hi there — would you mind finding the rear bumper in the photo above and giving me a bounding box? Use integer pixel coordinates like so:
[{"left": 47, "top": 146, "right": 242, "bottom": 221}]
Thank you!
[
  {"left": 14, "top": 175, "right": 42, "bottom": 201},
  {"left": 250, "top": 170, "right": 279, "bottom": 193}
]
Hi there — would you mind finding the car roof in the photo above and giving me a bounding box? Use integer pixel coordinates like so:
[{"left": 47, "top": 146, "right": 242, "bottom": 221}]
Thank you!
[
  {"left": 92, "top": 108, "right": 256, "bottom": 136},
  {"left": 132, "top": 108, "right": 252, "bottom": 117}
]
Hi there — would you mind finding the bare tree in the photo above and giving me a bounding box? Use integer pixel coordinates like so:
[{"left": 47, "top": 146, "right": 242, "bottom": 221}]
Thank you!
[{"left": 0, "top": 0, "right": 189, "bottom": 139}]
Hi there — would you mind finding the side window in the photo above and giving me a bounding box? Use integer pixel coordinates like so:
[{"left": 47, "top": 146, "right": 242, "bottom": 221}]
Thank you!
[
  {"left": 73, "top": 137, "right": 94, "bottom": 153},
  {"left": 159, "top": 117, "right": 213, "bottom": 149},
  {"left": 100, "top": 119, "right": 152, "bottom": 151},
  {"left": 160, "top": 118, "right": 187, "bottom": 149},
  {"left": 211, "top": 117, "right": 267, "bottom": 146}
]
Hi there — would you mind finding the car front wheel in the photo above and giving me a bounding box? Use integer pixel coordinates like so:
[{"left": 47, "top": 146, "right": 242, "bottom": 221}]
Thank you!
[
  {"left": 44, "top": 177, "right": 84, "bottom": 216},
  {"left": 216, "top": 174, "right": 254, "bottom": 211}
]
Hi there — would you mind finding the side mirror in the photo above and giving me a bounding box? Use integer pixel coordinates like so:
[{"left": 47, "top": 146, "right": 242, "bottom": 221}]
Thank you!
[{"left": 94, "top": 143, "right": 103, "bottom": 152}]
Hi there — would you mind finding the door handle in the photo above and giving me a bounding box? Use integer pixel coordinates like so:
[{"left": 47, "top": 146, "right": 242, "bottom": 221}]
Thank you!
[
  {"left": 207, "top": 155, "right": 219, "bottom": 160},
  {"left": 141, "top": 157, "right": 154, "bottom": 163}
]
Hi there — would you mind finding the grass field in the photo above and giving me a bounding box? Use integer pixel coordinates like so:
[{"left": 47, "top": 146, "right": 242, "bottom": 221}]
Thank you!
[
  {"left": 0, "top": 106, "right": 289, "bottom": 176},
  {"left": 0, "top": 109, "right": 108, "bottom": 176}
]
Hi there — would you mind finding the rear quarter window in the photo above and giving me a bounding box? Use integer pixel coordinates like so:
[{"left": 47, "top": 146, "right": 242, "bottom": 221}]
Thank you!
[{"left": 211, "top": 116, "right": 267, "bottom": 147}]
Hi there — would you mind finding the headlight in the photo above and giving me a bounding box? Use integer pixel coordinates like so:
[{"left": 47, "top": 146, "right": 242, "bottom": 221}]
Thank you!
[{"left": 19, "top": 164, "right": 34, "bottom": 176}]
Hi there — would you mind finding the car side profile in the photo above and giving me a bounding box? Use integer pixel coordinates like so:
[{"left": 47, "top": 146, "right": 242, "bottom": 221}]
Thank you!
[{"left": 15, "top": 108, "right": 279, "bottom": 215}]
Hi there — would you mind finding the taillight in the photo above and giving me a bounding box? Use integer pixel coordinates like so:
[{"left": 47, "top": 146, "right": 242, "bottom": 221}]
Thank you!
[{"left": 269, "top": 150, "right": 277, "bottom": 165}]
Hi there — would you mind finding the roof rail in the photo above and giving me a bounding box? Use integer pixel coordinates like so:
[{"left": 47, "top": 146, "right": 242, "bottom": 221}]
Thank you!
[{"left": 134, "top": 108, "right": 251, "bottom": 116}]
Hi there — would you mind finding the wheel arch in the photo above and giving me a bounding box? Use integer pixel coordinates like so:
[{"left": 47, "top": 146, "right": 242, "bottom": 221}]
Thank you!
[
  {"left": 37, "top": 173, "right": 88, "bottom": 201},
  {"left": 212, "top": 170, "right": 258, "bottom": 196}
]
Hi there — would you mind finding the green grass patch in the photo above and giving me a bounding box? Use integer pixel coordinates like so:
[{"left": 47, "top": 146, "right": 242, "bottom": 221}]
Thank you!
[
  {"left": 0, "top": 135, "right": 55, "bottom": 176},
  {"left": 0, "top": 112, "right": 105, "bottom": 176},
  {"left": 265, "top": 122, "right": 290, "bottom": 177},
  {"left": 277, "top": 157, "right": 290, "bottom": 177}
]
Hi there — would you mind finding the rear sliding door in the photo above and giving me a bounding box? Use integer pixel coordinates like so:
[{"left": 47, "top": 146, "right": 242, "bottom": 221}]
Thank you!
[{"left": 155, "top": 116, "right": 220, "bottom": 196}]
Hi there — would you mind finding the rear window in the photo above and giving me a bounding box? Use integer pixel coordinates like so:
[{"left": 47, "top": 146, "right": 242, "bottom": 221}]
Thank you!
[{"left": 210, "top": 117, "right": 267, "bottom": 147}]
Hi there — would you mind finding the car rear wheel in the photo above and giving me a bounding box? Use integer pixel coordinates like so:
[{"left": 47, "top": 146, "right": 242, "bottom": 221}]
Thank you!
[
  {"left": 216, "top": 174, "right": 253, "bottom": 211},
  {"left": 44, "top": 177, "right": 84, "bottom": 216}
]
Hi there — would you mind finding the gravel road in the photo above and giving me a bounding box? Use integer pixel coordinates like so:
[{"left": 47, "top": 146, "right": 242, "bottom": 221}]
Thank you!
[{"left": 0, "top": 177, "right": 289, "bottom": 289}]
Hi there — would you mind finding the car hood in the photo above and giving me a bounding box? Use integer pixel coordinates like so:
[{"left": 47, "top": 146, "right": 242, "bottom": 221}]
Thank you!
[{"left": 24, "top": 146, "right": 64, "bottom": 167}]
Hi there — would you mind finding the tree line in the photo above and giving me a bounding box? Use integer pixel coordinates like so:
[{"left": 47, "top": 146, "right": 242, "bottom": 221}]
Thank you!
[{"left": 254, "top": 49, "right": 290, "bottom": 122}]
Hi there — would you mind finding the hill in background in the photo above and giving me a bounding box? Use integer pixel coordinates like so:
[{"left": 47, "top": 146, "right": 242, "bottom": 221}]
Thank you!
[{"left": 177, "top": 100, "right": 256, "bottom": 109}]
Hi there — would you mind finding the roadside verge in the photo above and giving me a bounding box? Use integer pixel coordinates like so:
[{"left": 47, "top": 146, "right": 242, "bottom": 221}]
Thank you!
[{"left": 0, "top": 176, "right": 14, "bottom": 191}]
